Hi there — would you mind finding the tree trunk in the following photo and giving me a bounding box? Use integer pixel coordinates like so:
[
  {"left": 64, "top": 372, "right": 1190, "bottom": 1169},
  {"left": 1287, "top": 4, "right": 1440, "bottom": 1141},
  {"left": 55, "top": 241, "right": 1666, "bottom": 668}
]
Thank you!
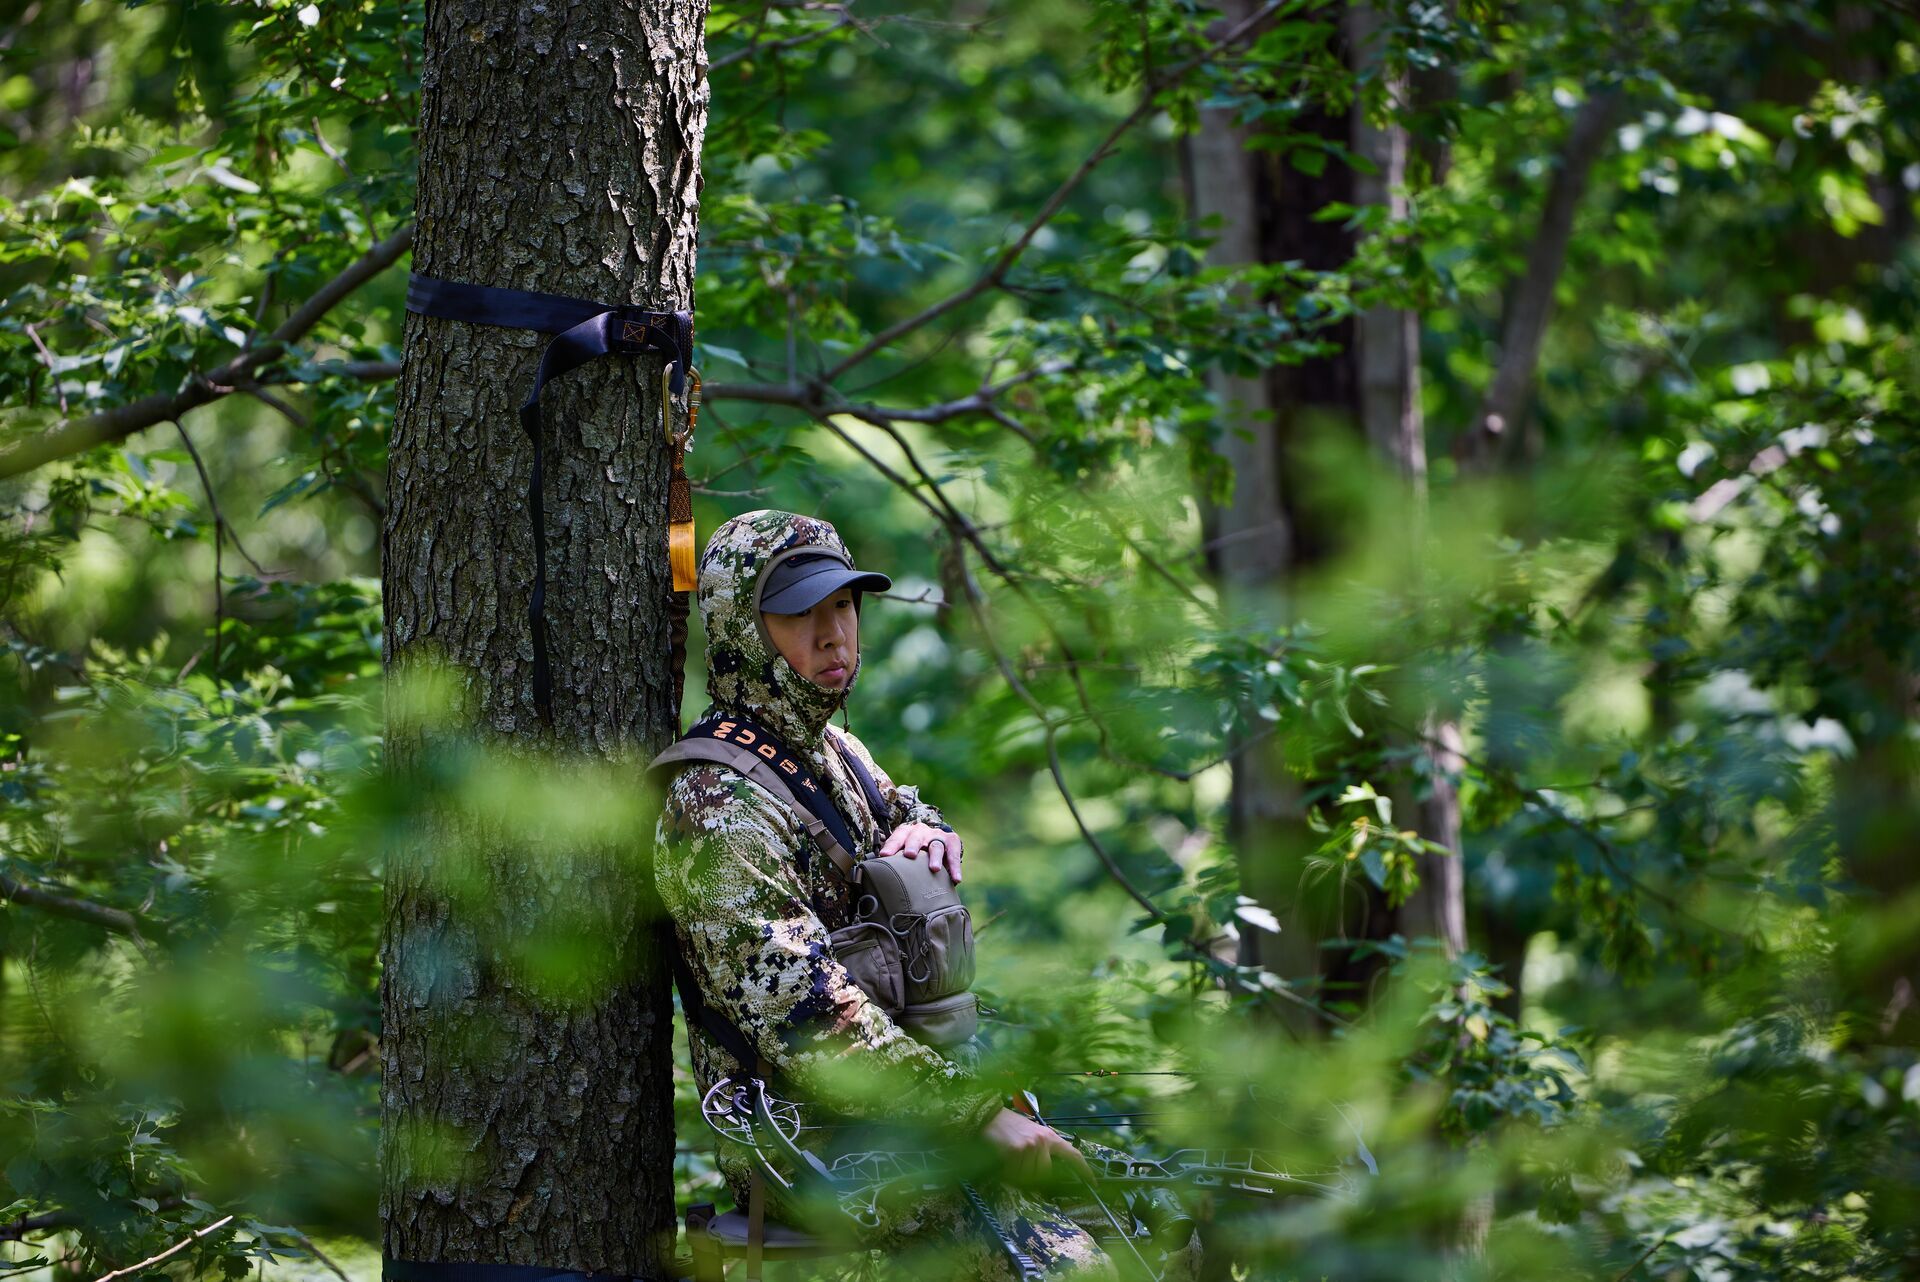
[
  {"left": 1190, "top": 3, "right": 1385, "bottom": 1009},
  {"left": 1345, "top": 2, "right": 1468, "bottom": 962},
  {"left": 381, "top": 0, "right": 708, "bottom": 1274},
  {"left": 1195, "top": 1, "right": 1486, "bottom": 1010},
  {"left": 1184, "top": 1, "right": 1316, "bottom": 994},
  {"left": 1465, "top": 89, "right": 1619, "bottom": 464}
]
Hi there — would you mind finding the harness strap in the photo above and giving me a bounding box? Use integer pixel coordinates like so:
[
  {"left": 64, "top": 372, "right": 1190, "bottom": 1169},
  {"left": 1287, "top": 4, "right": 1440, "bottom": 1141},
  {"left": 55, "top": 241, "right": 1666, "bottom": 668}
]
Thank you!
[
  {"left": 404, "top": 273, "right": 694, "bottom": 724},
  {"left": 649, "top": 717, "right": 863, "bottom": 880},
  {"left": 670, "top": 951, "right": 762, "bottom": 1073},
  {"left": 828, "top": 730, "right": 890, "bottom": 830}
]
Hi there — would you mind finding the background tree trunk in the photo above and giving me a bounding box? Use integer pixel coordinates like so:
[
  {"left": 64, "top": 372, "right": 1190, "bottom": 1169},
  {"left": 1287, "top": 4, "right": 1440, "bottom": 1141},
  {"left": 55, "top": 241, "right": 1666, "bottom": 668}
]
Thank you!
[
  {"left": 1345, "top": 2, "right": 1468, "bottom": 962},
  {"left": 1193, "top": 3, "right": 1482, "bottom": 1024},
  {"left": 1184, "top": 0, "right": 1317, "bottom": 995},
  {"left": 381, "top": 0, "right": 708, "bottom": 1274}
]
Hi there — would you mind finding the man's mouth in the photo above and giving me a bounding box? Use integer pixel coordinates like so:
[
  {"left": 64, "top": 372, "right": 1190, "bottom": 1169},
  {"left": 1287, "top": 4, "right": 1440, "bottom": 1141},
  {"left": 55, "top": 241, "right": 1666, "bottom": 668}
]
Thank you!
[{"left": 817, "top": 662, "right": 848, "bottom": 683}]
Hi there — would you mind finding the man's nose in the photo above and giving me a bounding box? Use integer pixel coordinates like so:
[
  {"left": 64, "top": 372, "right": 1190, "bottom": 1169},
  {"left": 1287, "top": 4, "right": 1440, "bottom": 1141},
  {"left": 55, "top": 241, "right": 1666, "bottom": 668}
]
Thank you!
[{"left": 820, "top": 612, "right": 848, "bottom": 648}]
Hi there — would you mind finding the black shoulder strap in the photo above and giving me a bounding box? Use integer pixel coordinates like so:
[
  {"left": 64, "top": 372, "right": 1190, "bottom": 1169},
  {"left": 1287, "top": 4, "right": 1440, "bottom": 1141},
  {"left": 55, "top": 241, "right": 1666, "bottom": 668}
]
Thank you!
[
  {"left": 649, "top": 713, "right": 862, "bottom": 879},
  {"left": 828, "top": 730, "right": 890, "bottom": 830}
]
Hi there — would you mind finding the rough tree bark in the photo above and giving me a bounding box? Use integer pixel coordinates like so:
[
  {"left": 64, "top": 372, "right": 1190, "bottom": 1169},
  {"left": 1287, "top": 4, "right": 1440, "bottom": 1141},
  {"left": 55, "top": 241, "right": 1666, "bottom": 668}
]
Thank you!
[{"left": 381, "top": 0, "right": 708, "bottom": 1275}]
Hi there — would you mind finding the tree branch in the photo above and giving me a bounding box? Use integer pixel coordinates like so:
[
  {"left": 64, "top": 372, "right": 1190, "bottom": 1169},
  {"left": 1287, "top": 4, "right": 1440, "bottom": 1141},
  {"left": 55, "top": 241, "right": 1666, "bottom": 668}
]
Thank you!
[
  {"left": 1046, "top": 725, "right": 1171, "bottom": 921},
  {"left": 709, "top": 8, "right": 856, "bottom": 71},
  {"left": 946, "top": 546, "right": 1174, "bottom": 922},
  {"left": 1463, "top": 91, "right": 1621, "bottom": 460},
  {"left": 0, "top": 1209, "right": 80, "bottom": 1242},
  {"left": 173, "top": 420, "right": 270, "bottom": 578},
  {"left": 0, "top": 223, "right": 415, "bottom": 480},
  {"left": 703, "top": 359, "right": 1070, "bottom": 429},
  {"left": 0, "top": 872, "right": 156, "bottom": 953}
]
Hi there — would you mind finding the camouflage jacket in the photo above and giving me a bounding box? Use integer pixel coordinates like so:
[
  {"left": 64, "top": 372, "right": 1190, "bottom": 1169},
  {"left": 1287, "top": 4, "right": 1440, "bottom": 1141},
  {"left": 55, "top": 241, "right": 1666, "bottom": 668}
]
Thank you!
[{"left": 653, "top": 510, "right": 1004, "bottom": 1143}]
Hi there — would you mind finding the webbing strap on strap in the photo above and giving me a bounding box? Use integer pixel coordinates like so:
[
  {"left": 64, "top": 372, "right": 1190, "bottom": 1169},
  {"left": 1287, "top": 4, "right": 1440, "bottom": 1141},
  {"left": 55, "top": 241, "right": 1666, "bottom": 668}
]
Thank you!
[
  {"left": 405, "top": 273, "right": 694, "bottom": 724},
  {"left": 384, "top": 1259, "right": 635, "bottom": 1282}
]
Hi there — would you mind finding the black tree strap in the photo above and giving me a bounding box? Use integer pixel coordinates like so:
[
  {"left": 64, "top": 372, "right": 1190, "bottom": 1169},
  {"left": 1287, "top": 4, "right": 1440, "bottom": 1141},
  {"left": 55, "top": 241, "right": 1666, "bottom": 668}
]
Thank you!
[
  {"left": 383, "top": 1259, "right": 637, "bottom": 1282},
  {"left": 405, "top": 273, "right": 694, "bottom": 723}
]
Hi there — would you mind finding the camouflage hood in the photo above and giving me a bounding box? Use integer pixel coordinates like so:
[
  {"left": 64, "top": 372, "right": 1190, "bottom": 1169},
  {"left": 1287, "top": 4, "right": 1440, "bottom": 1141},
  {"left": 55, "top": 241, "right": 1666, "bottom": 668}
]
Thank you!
[{"left": 697, "top": 509, "right": 863, "bottom": 752}]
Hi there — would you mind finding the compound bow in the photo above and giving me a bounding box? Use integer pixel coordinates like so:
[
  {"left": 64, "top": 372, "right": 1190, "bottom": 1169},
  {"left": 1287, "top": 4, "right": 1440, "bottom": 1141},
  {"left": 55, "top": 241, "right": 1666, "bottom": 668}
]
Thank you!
[{"left": 700, "top": 1075, "right": 1375, "bottom": 1282}]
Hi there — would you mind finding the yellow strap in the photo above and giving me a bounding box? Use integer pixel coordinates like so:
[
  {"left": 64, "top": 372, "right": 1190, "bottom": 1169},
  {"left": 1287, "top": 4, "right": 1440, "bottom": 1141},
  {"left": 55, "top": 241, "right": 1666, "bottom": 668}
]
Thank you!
[{"left": 665, "top": 367, "right": 699, "bottom": 592}]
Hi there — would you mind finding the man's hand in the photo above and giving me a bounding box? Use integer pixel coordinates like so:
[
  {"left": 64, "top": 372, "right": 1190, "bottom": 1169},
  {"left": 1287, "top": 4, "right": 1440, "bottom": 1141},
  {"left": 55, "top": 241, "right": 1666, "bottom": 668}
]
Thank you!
[
  {"left": 980, "top": 1107, "right": 1093, "bottom": 1188},
  {"left": 879, "top": 822, "right": 964, "bottom": 882}
]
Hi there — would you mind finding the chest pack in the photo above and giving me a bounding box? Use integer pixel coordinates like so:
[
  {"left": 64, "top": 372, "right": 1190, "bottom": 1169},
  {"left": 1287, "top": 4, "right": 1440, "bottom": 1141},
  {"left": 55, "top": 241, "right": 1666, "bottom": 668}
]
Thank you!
[{"left": 649, "top": 713, "right": 979, "bottom": 1048}]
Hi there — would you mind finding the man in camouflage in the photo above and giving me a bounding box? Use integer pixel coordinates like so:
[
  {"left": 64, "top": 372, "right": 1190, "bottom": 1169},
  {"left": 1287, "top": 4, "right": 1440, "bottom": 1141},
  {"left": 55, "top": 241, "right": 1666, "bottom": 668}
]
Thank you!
[{"left": 653, "top": 510, "right": 1196, "bottom": 1280}]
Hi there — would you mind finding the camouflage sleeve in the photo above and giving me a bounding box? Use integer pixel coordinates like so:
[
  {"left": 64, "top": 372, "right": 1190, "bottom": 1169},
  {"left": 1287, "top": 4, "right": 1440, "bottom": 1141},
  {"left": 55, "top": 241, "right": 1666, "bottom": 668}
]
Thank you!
[
  {"left": 655, "top": 763, "right": 1002, "bottom": 1134},
  {"left": 833, "top": 729, "right": 952, "bottom": 833}
]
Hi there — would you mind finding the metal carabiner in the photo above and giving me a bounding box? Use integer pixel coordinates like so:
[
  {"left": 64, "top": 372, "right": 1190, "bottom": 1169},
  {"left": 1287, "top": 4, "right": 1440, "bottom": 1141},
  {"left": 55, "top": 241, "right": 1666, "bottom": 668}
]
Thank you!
[{"left": 663, "top": 364, "right": 701, "bottom": 453}]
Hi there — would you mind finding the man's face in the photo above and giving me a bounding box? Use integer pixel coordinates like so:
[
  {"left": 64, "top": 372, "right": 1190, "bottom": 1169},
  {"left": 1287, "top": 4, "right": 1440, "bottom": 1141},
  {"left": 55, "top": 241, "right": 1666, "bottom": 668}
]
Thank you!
[{"left": 762, "top": 589, "right": 859, "bottom": 690}]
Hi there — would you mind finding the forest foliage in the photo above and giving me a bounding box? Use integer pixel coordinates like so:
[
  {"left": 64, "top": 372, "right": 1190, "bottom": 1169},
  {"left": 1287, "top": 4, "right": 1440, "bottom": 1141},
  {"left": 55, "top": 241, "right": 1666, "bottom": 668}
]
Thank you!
[{"left": 3, "top": 0, "right": 1918, "bottom": 1278}]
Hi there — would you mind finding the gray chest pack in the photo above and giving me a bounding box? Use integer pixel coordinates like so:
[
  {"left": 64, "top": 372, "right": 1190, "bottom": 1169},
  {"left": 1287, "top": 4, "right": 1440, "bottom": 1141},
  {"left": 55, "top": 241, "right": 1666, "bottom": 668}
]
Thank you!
[{"left": 650, "top": 713, "right": 978, "bottom": 1048}]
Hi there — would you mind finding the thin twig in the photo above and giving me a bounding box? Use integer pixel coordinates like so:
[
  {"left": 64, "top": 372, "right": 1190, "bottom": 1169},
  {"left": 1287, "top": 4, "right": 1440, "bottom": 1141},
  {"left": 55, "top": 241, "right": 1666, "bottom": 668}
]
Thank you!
[
  {"left": 1112, "top": 519, "right": 1220, "bottom": 619},
  {"left": 947, "top": 543, "right": 1169, "bottom": 920},
  {"left": 287, "top": 1230, "right": 352, "bottom": 1282},
  {"left": 240, "top": 381, "right": 386, "bottom": 518},
  {"left": 816, "top": 0, "right": 1290, "bottom": 385},
  {"left": 691, "top": 484, "right": 773, "bottom": 498},
  {"left": 1, "top": 1197, "right": 187, "bottom": 1243},
  {"left": 702, "top": 359, "right": 1070, "bottom": 432},
  {"left": 822, "top": 396, "right": 1218, "bottom": 787},
  {"left": 246, "top": 269, "right": 278, "bottom": 344},
  {"left": 240, "top": 382, "right": 309, "bottom": 431},
  {"left": 1612, "top": 1235, "right": 1666, "bottom": 1282},
  {"left": 23, "top": 322, "right": 68, "bottom": 415},
  {"left": 1045, "top": 726, "right": 1168, "bottom": 921},
  {"left": 1, "top": 1208, "right": 81, "bottom": 1242},
  {"left": 173, "top": 419, "right": 270, "bottom": 577},
  {"left": 806, "top": 412, "right": 946, "bottom": 524},
  {"left": 709, "top": 9, "right": 856, "bottom": 71},
  {"left": 310, "top": 116, "right": 379, "bottom": 239},
  {"left": 91, "top": 1215, "right": 234, "bottom": 1282}
]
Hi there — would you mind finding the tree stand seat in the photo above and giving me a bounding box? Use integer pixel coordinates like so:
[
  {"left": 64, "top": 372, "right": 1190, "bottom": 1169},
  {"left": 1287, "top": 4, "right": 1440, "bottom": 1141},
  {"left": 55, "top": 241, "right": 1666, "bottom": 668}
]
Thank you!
[{"left": 684, "top": 1202, "right": 860, "bottom": 1280}]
